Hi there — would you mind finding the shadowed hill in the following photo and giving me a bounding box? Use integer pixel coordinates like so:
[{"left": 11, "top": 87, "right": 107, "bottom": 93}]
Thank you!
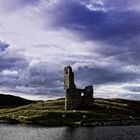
[{"left": 0, "top": 94, "right": 36, "bottom": 108}]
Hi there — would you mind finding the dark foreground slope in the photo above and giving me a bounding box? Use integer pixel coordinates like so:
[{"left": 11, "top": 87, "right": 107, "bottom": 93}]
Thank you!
[
  {"left": 0, "top": 94, "right": 35, "bottom": 108},
  {"left": 0, "top": 98, "right": 140, "bottom": 126}
]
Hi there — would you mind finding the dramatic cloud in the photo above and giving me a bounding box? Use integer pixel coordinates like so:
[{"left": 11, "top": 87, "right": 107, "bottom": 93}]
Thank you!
[
  {"left": 45, "top": 0, "right": 140, "bottom": 41},
  {"left": 0, "top": 45, "right": 29, "bottom": 90},
  {"left": 0, "top": 0, "right": 40, "bottom": 13},
  {"left": 0, "top": 41, "right": 9, "bottom": 51},
  {"left": 0, "top": 0, "right": 140, "bottom": 100},
  {"left": 75, "top": 66, "right": 140, "bottom": 85}
]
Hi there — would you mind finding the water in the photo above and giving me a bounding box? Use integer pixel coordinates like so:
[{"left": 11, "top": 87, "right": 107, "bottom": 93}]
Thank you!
[{"left": 0, "top": 124, "right": 140, "bottom": 140}]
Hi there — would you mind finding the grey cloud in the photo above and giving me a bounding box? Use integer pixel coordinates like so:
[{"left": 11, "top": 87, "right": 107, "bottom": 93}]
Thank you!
[
  {"left": 0, "top": 0, "right": 40, "bottom": 13},
  {"left": 44, "top": 0, "right": 140, "bottom": 41},
  {"left": 43, "top": 0, "right": 140, "bottom": 67},
  {"left": 81, "top": 0, "right": 140, "bottom": 11},
  {"left": 20, "top": 62, "right": 64, "bottom": 95},
  {"left": 100, "top": 0, "right": 140, "bottom": 10},
  {"left": 95, "top": 37, "right": 140, "bottom": 65},
  {"left": 0, "top": 42, "right": 64, "bottom": 96},
  {"left": 0, "top": 52, "right": 29, "bottom": 72},
  {"left": 0, "top": 41, "right": 9, "bottom": 51},
  {"left": 124, "top": 86, "right": 140, "bottom": 92},
  {"left": 121, "top": 93, "right": 140, "bottom": 100},
  {"left": 0, "top": 43, "right": 29, "bottom": 90},
  {"left": 75, "top": 66, "right": 140, "bottom": 86}
]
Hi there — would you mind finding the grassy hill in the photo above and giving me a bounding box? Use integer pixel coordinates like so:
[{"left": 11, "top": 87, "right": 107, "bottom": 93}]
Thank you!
[{"left": 0, "top": 97, "right": 140, "bottom": 126}]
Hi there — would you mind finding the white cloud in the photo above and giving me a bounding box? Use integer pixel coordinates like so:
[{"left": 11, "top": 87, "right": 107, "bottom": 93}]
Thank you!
[{"left": 1, "top": 70, "right": 18, "bottom": 76}]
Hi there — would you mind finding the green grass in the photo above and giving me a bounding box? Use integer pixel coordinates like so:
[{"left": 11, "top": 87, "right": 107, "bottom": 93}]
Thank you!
[{"left": 0, "top": 98, "right": 140, "bottom": 126}]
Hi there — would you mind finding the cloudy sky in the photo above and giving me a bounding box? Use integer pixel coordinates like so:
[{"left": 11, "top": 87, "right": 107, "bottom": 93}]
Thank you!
[{"left": 0, "top": 0, "right": 140, "bottom": 100}]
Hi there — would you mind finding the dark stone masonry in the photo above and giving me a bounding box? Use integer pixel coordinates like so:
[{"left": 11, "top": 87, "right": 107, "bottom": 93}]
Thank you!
[{"left": 64, "top": 66, "right": 93, "bottom": 110}]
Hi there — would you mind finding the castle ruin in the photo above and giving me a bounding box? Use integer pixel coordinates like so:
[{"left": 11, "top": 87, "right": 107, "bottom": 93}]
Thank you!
[{"left": 64, "top": 66, "right": 93, "bottom": 110}]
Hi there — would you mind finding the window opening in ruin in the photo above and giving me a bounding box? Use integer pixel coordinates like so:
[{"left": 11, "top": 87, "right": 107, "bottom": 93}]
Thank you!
[{"left": 81, "top": 93, "right": 84, "bottom": 97}]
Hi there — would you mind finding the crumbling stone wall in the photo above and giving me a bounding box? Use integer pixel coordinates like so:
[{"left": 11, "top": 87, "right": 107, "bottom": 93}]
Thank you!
[{"left": 64, "top": 66, "right": 93, "bottom": 110}]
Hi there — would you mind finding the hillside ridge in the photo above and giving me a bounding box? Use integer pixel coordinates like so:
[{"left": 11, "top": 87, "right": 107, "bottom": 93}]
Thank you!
[
  {"left": 0, "top": 94, "right": 36, "bottom": 107},
  {"left": 0, "top": 97, "right": 140, "bottom": 126}
]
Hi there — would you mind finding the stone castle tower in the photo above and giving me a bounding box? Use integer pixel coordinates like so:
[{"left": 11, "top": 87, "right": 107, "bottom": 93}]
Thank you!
[{"left": 64, "top": 66, "right": 93, "bottom": 110}]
